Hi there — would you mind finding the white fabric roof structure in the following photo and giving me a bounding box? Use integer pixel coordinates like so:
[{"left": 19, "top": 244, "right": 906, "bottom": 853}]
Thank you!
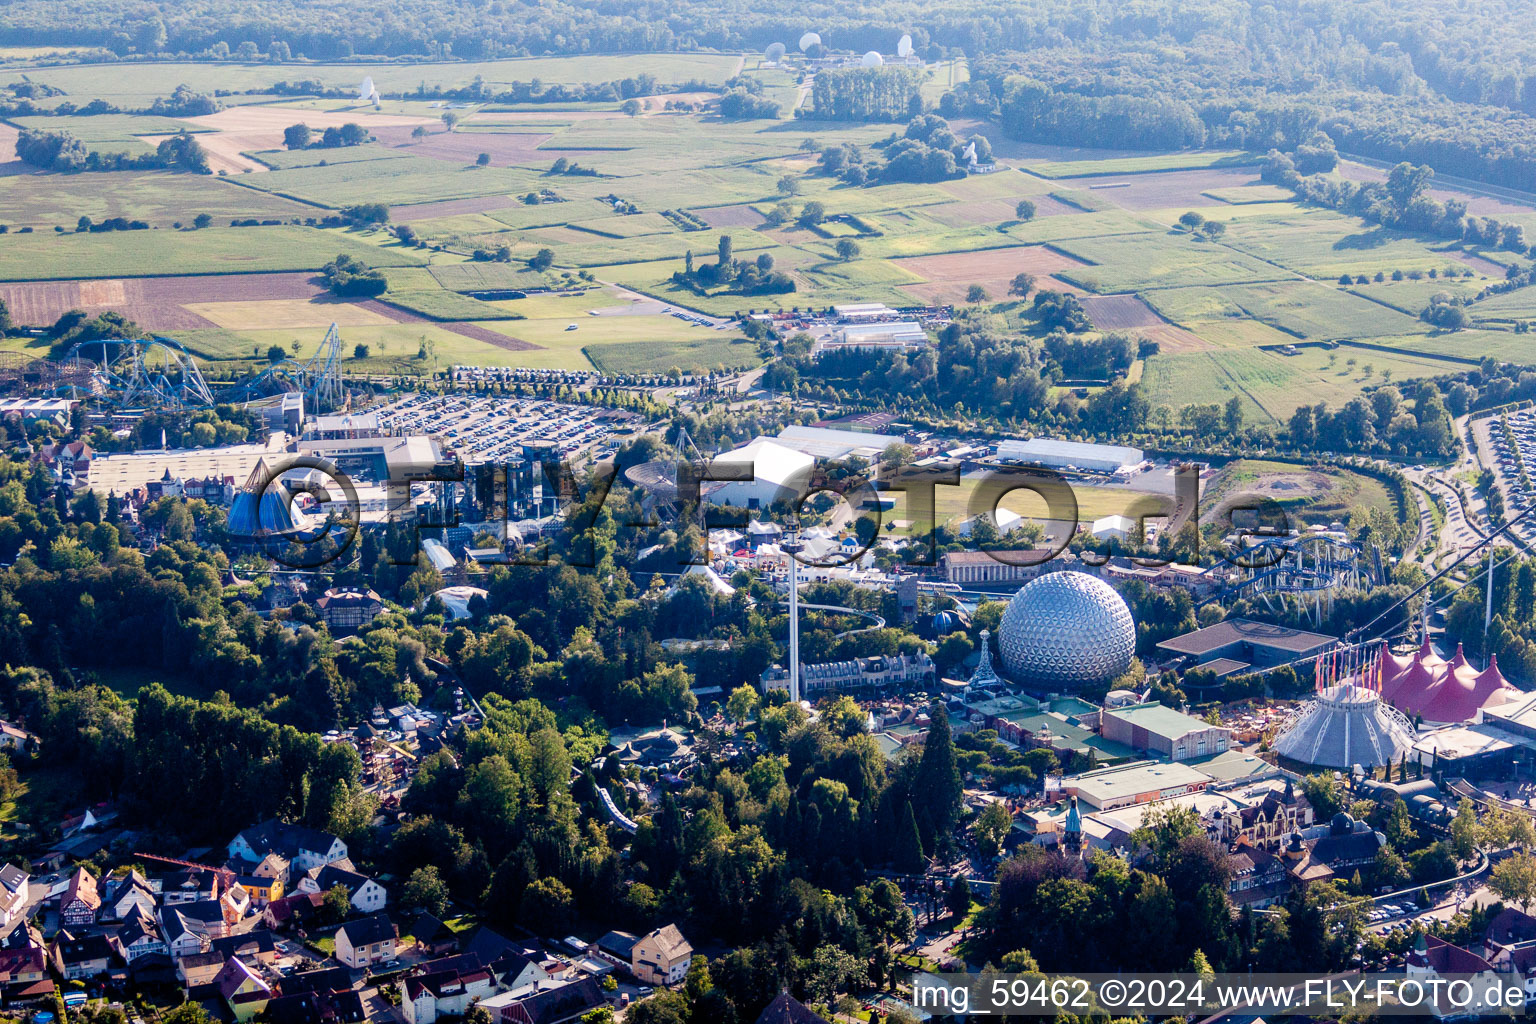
[
  {"left": 420, "top": 537, "right": 456, "bottom": 572},
  {"left": 670, "top": 563, "right": 736, "bottom": 597},
  {"left": 1091, "top": 514, "right": 1138, "bottom": 539},
  {"left": 429, "top": 586, "right": 488, "bottom": 620},
  {"left": 707, "top": 438, "right": 814, "bottom": 509}
]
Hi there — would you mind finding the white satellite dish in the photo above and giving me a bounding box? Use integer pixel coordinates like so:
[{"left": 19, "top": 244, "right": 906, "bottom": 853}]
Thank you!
[
  {"left": 897, "top": 34, "right": 914, "bottom": 58},
  {"left": 798, "top": 31, "right": 821, "bottom": 52},
  {"left": 357, "top": 76, "right": 377, "bottom": 101},
  {"left": 765, "top": 42, "right": 786, "bottom": 63},
  {"left": 861, "top": 50, "right": 884, "bottom": 67},
  {"left": 962, "top": 140, "right": 978, "bottom": 166}
]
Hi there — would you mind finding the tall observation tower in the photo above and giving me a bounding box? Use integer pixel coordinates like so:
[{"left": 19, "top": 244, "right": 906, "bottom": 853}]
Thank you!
[{"left": 780, "top": 521, "right": 805, "bottom": 704}]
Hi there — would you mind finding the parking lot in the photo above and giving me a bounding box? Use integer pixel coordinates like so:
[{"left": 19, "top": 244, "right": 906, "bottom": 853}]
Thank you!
[
  {"left": 373, "top": 394, "right": 641, "bottom": 465},
  {"left": 1487, "top": 408, "right": 1536, "bottom": 541}
]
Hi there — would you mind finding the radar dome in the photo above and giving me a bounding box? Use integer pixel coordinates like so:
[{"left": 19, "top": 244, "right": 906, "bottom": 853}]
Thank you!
[
  {"left": 798, "top": 31, "right": 821, "bottom": 52},
  {"left": 861, "top": 50, "right": 885, "bottom": 67},
  {"left": 765, "top": 42, "right": 787, "bottom": 62},
  {"left": 897, "top": 34, "right": 914, "bottom": 57},
  {"left": 997, "top": 570, "right": 1135, "bottom": 688}
]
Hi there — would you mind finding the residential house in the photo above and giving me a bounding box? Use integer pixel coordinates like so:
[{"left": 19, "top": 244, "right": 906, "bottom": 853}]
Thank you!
[
  {"left": 177, "top": 950, "right": 227, "bottom": 989},
  {"left": 217, "top": 955, "right": 274, "bottom": 1022},
  {"left": 52, "top": 932, "right": 115, "bottom": 980},
  {"left": 101, "top": 871, "right": 156, "bottom": 921},
  {"left": 264, "top": 989, "right": 367, "bottom": 1024},
  {"left": 157, "top": 869, "right": 217, "bottom": 906},
  {"left": 0, "top": 721, "right": 34, "bottom": 753},
  {"left": 1226, "top": 845, "right": 1290, "bottom": 910},
  {"left": 0, "top": 864, "right": 28, "bottom": 928},
  {"left": 113, "top": 907, "right": 168, "bottom": 962},
  {"left": 222, "top": 883, "right": 253, "bottom": 924},
  {"left": 228, "top": 820, "right": 348, "bottom": 877},
  {"left": 161, "top": 907, "right": 213, "bottom": 957},
  {"left": 263, "top": 891, "right": 325, "bottom": 932},
  {"left": 298, "top": 865, "right": 387, "bottom": 914},
  {"left": 335, "top": 915, "right": 397, "bottom": 970},
  {"left": 755, "top": 993, "right": 832, "bottom": 1024},
  {"left": 238, "top": 875, "right": 284, "bottom": 906},
  {"left": 401, "top": 961, "right": 497, "bottom": 1024},
  {"left": 212, "top": 931, "right": 280, "bottom": 968},
  {"left": 631, "top": 924, "right": 692, "bottom": 986},
  {"left": 1405, "top": 933, "right": 1510, "bottom": 1017},
  {"left": 168, "top": 899, "right": 233, "bottom": 940},
  {"left": 593, "top": 931, "right": 636, "bottom": 970},
  {"left": 409, "top": 914, "right": 458, "bottom": 958},
  {"left": 483, "top": 977, "right": 605, "bottom": 1024},
  {"left": 231, "top": 851, "right": 292, "bottom": 889},
  {"left": 282, "top": 965, "right": 356, "bottom": 995},
  {"left": 59, "top": 867, "right": 100, "bottom": 927},
  {"left": 0, "top": 929, "right": 51, "bottom": 1002}
]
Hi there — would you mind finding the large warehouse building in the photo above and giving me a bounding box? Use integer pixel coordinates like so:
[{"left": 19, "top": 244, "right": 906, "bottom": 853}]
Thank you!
[{"left": 995, "top": 437, "right": 1145, "bottom": 474}]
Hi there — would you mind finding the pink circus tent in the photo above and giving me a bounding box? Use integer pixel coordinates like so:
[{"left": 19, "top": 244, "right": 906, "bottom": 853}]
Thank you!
[{"left": 1380, "top": 641, "right": 1520, "bottom": 723}]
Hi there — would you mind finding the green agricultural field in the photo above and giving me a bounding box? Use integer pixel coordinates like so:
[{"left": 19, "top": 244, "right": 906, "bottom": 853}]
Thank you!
[
  {"left": 238, "top": 155, "right": 547, "bottom": 207},
  {"left": 1216, "top": 280, "right": 1429, "bottom": 339},
  {"left": 11, "top": 113, "right": 208, "bottom": 157},
  {"left": 1139, "top": 342, "right": 1467, "bottom": 424},
  {"left": 1050, "top": 232, "right": 1283, "bottom": 292},
  {"left": 584, "top": 335, "right": 762, "bottom": 375},
  {"left": 1370, "top": 328, "right": 1536, "bottom": 364},
  {"left": 0, "top": 53, "right": 746, "bottom": 108},
  {"left": 1217, "top": 207, "right": 1479, "bottom": 280},
  {"left": 0, "top": 224, "right": 424, "bottom": 281},
  {"left": 480, "top": 198, "right": 615, "bottom": 230},
  {"left": 0, "top": 171, "right": 318, "bottom": 229},
  {"left": 570, "top": 212, "right": 677, "bottom": 238},
  {"left": 255, "top": 144, "right": 411, "bottom": 171},
  {"left": 1470, "top": 289, "right": 1536, "bottom": 322},
  {"left": 1201, "top": 184, "right": 1294, "bottom": 204},
  {"left": 380, "top": 289, "right": 521, "bottom": 321},
  {"left": 1350, "top": 278, "right": 1482, "bottom": 316},
  {"left": 1025, "top": 150, "right": 1258, "bottom": 179},
  {"left": 426, "top": 263, "right": 553, "bottom": 291}
]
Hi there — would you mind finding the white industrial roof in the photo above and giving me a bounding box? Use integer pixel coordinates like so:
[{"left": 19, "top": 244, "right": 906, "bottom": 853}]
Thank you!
[
  {"left": 776, "top": 424, "right": 905, "bottom": 460},
  {"left": 999, "top": 437, "right": 1144, "bottom": 466}
]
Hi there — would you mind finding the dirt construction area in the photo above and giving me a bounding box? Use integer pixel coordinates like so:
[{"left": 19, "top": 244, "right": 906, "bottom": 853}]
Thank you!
[
  {"left": 893, "top": 244, "right": 1088, "bottom": 303},
  {"left": 1202, "top": 465, "right": 1342, "bottom": 525}
]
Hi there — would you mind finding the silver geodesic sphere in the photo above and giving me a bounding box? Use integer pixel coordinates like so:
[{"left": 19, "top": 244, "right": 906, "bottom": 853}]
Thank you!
[{"left": 997, "top": 571, "right": 1136, "bottom": 688}]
